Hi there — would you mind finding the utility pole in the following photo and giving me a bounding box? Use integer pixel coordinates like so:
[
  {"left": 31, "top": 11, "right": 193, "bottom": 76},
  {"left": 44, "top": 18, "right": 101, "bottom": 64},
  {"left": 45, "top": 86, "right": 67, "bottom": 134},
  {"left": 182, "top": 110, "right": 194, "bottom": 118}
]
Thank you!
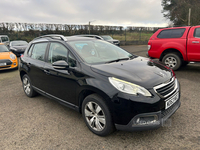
[
  {"left": 88, "top": 20, "right": 96, "bottom": 34},
  {"left": 89, "top": 21, "right": 91, "bottom": 34},
  {"left": 188, "top": 8, "right": 191, "bottom": 26}
]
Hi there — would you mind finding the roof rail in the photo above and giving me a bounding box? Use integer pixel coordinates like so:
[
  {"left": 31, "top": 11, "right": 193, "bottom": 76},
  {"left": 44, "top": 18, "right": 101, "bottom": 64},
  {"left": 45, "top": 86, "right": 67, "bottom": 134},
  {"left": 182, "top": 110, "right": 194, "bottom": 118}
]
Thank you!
[{"left": 33, "top": 34, "right": 67, "bottom": 41}]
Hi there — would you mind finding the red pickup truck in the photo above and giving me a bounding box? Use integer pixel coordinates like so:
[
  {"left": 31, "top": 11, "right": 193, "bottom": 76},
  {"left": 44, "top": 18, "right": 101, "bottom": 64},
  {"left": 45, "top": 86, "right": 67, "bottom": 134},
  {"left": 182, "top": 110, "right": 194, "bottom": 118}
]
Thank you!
[{"left": 147, "top": 26, "right": 200, "bottom": 70}]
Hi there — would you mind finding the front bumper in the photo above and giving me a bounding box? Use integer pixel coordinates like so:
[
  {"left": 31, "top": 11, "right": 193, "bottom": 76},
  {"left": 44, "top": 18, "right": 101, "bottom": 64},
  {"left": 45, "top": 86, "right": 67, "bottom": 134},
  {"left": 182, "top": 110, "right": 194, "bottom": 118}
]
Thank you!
[
  {"left": 0, "top": 59, "right": 18, "bottom": 70},
  {"left": 115, "top": 97, "right": 181, "bottom": 131}
]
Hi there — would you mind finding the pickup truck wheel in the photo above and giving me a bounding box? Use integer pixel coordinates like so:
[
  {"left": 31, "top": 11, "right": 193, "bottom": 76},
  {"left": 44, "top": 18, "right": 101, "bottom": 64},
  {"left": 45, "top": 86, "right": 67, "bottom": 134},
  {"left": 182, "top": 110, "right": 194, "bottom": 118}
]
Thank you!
[{"left": 162, "top": 53, "right": 182, "bottom": 70}]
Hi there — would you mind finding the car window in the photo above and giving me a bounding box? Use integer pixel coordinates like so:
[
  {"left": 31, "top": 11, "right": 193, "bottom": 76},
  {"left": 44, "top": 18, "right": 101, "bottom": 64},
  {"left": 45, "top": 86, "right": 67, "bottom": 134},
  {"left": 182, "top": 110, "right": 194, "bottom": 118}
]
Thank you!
[
  {"left": 1, "top": 37, "right": 9, "bottom": 42},
  {"left": 194, "top": 28, "right": 200, "bottom": 38},
  {"left": 30, "top": 43, "right": 48, "bottom": 61},
  {"left": 101, "top": 36, "right": 113, "bottom": 40},
  {"left": 68, "top": 52, "right": 77, "bottom": 67},
  {"left": 48, "top": 43, "right": 68, "bottom": 64},
  {"left": 157, "top": 28, "right": 186, "bottom": 38},
  {"left": 27, "top": 44, "right": 34, "bottom": 56},
  {"left": 11, "top": 41, "right": 28, "bottom": 46}
]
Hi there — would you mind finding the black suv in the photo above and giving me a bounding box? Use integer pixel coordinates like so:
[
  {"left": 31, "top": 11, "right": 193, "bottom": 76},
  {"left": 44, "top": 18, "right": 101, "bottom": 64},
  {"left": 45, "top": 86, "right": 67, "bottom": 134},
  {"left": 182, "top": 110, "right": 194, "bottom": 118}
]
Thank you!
[{"left": 19, "top": 35, "right": 181, "bottom": 136}]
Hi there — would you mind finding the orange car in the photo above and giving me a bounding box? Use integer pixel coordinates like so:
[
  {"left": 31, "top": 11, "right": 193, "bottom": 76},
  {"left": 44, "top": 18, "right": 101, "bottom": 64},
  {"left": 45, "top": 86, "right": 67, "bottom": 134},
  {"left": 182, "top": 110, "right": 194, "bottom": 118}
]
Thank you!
[{"left": 0, "top": 43, "right": 18, "bottom": 70}]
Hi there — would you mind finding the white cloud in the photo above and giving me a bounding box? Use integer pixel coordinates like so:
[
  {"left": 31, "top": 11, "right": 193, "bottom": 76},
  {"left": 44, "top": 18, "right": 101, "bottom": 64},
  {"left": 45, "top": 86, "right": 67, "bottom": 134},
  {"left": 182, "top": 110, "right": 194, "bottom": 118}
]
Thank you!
[{"left": 0, "top": 0, "right": 168, "bottom": 27}]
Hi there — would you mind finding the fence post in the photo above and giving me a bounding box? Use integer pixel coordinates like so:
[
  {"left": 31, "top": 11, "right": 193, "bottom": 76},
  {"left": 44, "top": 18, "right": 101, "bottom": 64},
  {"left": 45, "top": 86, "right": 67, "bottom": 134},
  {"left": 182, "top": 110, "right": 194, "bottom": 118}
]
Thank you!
[{"left": 125, "top": 29, "right": 126, "bottom": 45}]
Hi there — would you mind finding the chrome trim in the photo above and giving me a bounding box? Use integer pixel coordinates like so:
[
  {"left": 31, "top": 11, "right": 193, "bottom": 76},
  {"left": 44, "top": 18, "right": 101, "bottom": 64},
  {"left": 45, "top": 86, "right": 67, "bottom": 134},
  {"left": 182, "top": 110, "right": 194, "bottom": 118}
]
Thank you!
[{"left": 153, "top": 77, "right": 178, "bottom": 98}]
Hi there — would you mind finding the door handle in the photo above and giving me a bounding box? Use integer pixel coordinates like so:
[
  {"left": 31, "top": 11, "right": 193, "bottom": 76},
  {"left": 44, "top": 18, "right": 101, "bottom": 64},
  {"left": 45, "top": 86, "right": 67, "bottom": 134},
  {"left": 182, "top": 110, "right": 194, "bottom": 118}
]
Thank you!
[
  {"left": 44, "top": 70, "right": 50, "bottom": 75},
  {"left": 192, "top": 41, "right": 199, "bottom": 44}
]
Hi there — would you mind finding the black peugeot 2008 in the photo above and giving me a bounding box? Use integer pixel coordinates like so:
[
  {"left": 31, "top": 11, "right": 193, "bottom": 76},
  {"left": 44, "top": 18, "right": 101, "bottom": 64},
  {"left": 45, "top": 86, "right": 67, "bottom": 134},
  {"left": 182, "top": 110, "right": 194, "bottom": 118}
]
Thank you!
[{"left": 19, "top": 35, "right": 180, "bottom": 136}]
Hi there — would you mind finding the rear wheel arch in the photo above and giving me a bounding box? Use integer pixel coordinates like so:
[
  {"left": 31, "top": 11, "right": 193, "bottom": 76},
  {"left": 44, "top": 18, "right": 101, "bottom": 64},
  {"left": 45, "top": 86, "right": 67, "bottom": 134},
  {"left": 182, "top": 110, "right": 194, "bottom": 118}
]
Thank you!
[{"left": 160, "top": 49, "right": 184, "bottom": 62}]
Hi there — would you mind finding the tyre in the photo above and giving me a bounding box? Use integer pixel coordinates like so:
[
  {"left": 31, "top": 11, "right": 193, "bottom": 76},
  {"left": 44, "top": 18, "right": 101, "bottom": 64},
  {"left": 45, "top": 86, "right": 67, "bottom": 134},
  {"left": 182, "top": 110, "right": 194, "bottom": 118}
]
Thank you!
[
  {"left": 162, "top": 53, "right": 182, "bottom": 70},
  {"left": 82, "top": 94, "right": 114, "bottom": 136},
  {"left": 22, "top": 74, "right": 37, "bottom": 97}
]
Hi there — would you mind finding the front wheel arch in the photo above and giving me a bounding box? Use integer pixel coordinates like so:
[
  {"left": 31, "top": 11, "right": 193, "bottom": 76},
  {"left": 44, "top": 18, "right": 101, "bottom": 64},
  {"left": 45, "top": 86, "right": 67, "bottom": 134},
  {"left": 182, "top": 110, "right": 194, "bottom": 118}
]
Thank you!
[
  {"left": 78, "top": 88, "right": 111, "bottom": 114},
  {"left": 81, "top": 93, "right": 115, "bottom": 136}
]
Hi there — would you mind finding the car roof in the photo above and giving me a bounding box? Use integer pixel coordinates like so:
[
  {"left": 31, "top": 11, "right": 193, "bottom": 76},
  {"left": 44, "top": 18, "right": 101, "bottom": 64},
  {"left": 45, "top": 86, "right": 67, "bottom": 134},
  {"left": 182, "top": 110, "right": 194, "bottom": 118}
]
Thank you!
[
  {"left": 73, "top": 34, "right": 99, "bottom": 37},
  {"left": 32, "top": 34, "right": 98, "bottom": 43},
  {"left": 0, "top": 35, "right": 8, "bottom": 37}
]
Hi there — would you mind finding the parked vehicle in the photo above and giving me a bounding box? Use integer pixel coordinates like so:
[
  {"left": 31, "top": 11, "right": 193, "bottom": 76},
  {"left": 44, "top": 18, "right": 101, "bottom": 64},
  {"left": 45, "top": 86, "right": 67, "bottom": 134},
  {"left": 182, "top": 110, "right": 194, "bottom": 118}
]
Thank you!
[
  {"left": 19, "top": 34, "right": 180, "bottom": 136},
  {"left": 73, "top": 34, "right": 104, "bottom": 40},
  {"left": 147, "top": 25, "right": 200, "bottom": 70},
  {"left": 101, "top": 35, "right": 120, "bottom": 46},
  {"left": 9, "top": 40, "right": 28, "bottom": 57},
  {"left": 0, "top": 35, "right": 10, "bottom": 47},
  {"left": 0, "top": 43, "right": 18, "bottom": 70},
  {"left": 73, "top": 34, "right": 120, "bottom": 46}
]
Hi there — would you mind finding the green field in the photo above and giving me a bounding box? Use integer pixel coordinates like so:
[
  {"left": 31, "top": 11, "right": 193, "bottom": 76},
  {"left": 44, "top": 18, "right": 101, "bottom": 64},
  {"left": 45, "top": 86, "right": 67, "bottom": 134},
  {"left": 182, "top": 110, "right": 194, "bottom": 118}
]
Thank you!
[{"left": 112, "top": 32, "right": 153, "bottom": 42}]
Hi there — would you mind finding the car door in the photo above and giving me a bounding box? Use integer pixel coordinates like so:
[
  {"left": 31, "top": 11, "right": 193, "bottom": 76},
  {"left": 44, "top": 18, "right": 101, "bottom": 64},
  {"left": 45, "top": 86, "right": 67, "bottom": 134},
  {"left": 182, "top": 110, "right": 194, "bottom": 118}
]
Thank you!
[
  {"left": 43, "top": 42, "right": 80, "bottom": 106},
  {"left": 27, "top": 42, "right": 49, "bottom": 91},
  {"left": 187, "top": 26, "right": 200, "bottom": 61}
]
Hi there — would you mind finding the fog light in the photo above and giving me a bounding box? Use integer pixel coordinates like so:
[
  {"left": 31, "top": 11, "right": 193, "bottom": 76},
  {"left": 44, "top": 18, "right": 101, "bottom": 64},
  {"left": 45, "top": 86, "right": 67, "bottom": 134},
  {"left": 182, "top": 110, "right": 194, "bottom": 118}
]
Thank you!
[
  {"left": 133, "top": 115, "right": 159, "bottom": 126},
  {"left": 14, "top": 63, "right": 16, "bottom": 65}
]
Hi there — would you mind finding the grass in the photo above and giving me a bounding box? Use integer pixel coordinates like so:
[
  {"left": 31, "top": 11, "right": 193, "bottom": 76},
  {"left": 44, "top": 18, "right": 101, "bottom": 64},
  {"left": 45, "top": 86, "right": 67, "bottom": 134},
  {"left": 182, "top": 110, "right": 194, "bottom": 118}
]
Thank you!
[{"left": 112, "top": 32, "right": 153, "bottom": 42}]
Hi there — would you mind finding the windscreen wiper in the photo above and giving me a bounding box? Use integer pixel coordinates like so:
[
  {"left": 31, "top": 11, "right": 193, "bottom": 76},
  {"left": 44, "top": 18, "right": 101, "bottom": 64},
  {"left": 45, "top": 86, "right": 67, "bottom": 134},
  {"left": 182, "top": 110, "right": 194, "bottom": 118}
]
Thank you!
[{"left": 106, "top": 58, "right": 130, "bottom": 63}]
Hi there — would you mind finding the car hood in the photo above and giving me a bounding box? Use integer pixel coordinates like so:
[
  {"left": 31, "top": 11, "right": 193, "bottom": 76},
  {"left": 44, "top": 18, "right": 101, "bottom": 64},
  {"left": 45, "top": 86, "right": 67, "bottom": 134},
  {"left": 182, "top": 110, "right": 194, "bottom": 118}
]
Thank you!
[
  {"left": 91, "top": 57, "right": 172, "bottom": 88},
  {"left": 107, "top": 39, "right": 119, "bottom": 42},
  {"left": 0, "top": 52, "right": 13, "bottom": 59}
]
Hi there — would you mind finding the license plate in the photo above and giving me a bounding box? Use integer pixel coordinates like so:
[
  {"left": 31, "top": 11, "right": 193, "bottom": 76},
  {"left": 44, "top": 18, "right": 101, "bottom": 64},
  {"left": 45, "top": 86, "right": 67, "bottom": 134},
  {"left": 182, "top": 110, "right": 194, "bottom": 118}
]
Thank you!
[
  {"left": 165, "top": 92, "right": 179, "bottom": 109},
  {"left": 0, "top": 63, "right": 6, "bottom": 66}
]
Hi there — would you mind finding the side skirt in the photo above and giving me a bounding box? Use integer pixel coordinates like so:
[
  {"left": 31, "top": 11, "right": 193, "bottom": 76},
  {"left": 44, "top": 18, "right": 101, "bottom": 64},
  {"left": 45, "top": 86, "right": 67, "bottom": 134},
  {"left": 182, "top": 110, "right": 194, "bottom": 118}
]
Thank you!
[{"left": 33, "top": 86, "right": 79, "bottom": 112}]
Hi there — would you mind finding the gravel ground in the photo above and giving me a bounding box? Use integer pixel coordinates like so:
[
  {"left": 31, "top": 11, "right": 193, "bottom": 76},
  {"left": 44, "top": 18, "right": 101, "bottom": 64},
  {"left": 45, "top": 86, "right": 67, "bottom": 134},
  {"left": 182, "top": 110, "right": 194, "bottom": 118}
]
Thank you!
[{"left": 0, "top": 45, "right": 200, "bottom": 150}]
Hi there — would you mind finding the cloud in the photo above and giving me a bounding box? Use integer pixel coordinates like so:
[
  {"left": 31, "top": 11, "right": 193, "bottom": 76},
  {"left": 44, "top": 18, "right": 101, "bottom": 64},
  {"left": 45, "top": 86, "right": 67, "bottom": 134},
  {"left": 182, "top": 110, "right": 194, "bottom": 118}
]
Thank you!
[{"left": 0, "top": 0, "right": 168, "bottom": 27}]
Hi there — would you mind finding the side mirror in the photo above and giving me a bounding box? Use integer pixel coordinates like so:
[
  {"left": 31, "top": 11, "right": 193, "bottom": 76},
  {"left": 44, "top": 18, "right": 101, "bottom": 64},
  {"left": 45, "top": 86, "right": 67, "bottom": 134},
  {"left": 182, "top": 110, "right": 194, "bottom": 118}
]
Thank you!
[{"left": 52, "top": 60, "right": 69, "bottom": 70}]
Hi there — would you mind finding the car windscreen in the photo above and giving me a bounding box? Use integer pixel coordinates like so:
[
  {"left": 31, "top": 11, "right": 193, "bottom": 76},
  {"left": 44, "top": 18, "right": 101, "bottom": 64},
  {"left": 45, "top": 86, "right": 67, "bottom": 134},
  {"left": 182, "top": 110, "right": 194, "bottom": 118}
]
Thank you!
[
  {"left": 101, "top": 36, "right": 113, "bottom": 40},
  {"left": 68, "top": 40, "right": 133, "bottom": 64},
  {"left": 11, "top": 41, "right": 28, "bottom": 46},
  {"left": 0, "top": 45, "right": 9, "bottom": 52}
]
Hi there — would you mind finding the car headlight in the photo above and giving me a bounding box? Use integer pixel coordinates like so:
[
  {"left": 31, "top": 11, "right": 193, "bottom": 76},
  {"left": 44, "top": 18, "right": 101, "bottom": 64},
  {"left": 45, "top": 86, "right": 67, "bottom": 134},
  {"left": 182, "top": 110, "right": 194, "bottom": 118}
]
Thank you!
[
  {"left": 10, "top": 53, "right": 16, "bottom": 60},
  {"left": 109, "top": 77, "right": 152, "bottom": 97}
]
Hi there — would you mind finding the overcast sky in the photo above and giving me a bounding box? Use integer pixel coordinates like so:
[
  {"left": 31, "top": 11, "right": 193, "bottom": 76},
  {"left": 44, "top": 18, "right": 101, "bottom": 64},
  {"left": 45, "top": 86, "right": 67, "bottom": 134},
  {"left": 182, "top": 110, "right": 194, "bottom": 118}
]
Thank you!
[{"left": 0, "top": 0, "right": 169, "bottom": 27}]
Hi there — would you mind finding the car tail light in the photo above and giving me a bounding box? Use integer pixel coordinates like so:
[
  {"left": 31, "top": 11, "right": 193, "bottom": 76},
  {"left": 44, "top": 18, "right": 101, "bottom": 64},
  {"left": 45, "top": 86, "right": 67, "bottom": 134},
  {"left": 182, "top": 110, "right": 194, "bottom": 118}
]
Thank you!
[
  {"left": 20, "top": 54, "right": 24, "bottom": 58},
  {"left": 148, "top": 44, "right": 151, "bottom": 50}
]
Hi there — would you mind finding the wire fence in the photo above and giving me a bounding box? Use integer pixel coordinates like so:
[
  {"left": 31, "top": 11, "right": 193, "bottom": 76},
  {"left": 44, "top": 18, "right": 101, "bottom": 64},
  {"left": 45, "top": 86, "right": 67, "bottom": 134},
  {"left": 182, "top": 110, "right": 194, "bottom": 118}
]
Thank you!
[{"left": 0, "top": 23, "right": 164, "bottom": 45}]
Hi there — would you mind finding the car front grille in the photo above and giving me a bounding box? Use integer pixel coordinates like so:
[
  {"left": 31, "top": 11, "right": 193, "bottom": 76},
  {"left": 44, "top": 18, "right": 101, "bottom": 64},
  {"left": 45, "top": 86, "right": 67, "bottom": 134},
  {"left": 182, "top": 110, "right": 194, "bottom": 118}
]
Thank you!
[
  {"left": 17, "top": 48, "right": 25, "bottom": 52},
  {"left": 154, "top": 77, "right": 177, "bottom": 98},
  {"left": 0, "top": 59, "right": 12, "bottom": 65}
]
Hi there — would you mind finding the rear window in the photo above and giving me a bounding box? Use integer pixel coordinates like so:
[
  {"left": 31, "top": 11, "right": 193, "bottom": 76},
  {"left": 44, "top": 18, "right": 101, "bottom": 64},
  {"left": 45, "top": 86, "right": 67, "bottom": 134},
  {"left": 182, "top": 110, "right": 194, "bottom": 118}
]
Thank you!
[
  {"left": 157, "top": 28, "right": 186, "bottom": 38},
  {"left": 1, "top": 36, "right": 9, "bottom": 42}
]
